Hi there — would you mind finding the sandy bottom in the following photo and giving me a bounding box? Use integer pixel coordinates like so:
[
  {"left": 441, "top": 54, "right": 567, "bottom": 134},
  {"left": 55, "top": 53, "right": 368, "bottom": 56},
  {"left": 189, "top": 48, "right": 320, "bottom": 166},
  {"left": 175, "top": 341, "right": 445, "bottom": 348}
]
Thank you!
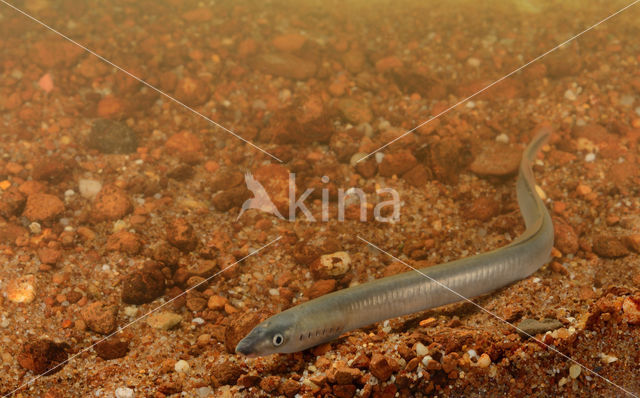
[{"left": 0, "top": 0, "right": 639, "bottom": 397}]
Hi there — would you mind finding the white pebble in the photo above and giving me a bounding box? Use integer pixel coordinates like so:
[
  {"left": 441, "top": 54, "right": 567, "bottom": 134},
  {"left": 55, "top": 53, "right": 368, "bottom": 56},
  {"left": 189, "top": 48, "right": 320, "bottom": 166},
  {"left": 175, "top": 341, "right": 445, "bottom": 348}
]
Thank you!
[
  {"left": 79, "top": 179, "right": 102, "bottom": 199},
  {"left": 375, "top": 152, "right": 385, "bottom": 164},
  {"left": 415, "top": 342, "right": 428, "bottom": 357},
  {"left": 269, "top": 288, "right": 280, "bottom": 296},
  {"left": 585, "top": 153, "right": 596, "bottom": 162},
  {"left": 28, "top": 222, "right": 41, "bottom": 234},
  {"left": 599, "top": 353, "right": 618, "bottom": 364},
  {"left": 421, "top": 355, "right": 433, "bottom": 367},
  {"left": 477, "top": 353, "right": 491, "bottom": 368},
  {"left": 64, "top": 189, "right": 75, "bottom": 197},
  {"left": 114, "top": 387, "right": 134, "bottom": 398},
  {"left": 569, "top": 364, "right": 581, "bottom": 379},
  {"left": 467, "top": 57, "right": 481, "bottom": 67},
  {"left": 192, "top": 317, "right": 205, "bottom": 325},
  {"left": 465, "top": 101, "right": 475, "bottom": 109},
  {"left": 123, "top": 306, "right": 138, "bottom": 317},
  {"left": 175, "top": 359, "right": 191, "bottom": 374},
  {"left": 564, "top": 89, "right": 577, "bottom": 101},
  {"left": 495, "top": 133, "right": 509, "bottom": 144}
]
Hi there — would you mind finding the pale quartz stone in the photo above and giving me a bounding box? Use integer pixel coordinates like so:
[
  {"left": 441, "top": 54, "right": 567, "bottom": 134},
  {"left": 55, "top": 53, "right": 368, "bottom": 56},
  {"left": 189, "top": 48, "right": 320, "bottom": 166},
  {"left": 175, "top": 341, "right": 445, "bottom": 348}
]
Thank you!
[{"left": 6, "top": 275, "right": 36, "bottom": 304}]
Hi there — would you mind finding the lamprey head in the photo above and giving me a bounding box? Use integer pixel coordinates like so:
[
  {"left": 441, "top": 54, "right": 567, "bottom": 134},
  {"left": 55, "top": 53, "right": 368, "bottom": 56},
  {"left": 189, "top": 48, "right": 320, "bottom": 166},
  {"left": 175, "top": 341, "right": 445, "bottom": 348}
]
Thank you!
[{"left": 235, "top": 312, "right": 298, "bottom": 357}]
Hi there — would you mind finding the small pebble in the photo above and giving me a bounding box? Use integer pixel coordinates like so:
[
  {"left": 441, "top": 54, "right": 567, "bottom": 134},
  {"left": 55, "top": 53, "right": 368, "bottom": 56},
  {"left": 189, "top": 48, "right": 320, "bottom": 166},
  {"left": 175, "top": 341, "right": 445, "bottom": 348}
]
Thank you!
[
  {"left": 418, "top": 317, "right": 436, "bottom": 327},
  {"left": 82, "top": 301, "right": 118, "bottom": 335},
  {"left": 123, "top": 306, "right": 138, "bottom": 317},
  {"left": 114, "top": 387, "right": 134, "bottom": 398},
  {"left": 622, "top": 296, "right": 640, "bottom": 324},
  {"left": 146, "top": 311, "right": 182, "bottom": 330},
  {"left": 470, "top": 143, "right": 521, "bottom": 177},
  {"left": 477, "top": 353, "right": 491, "bottom": 368},
  {"left": 95, "top": 338, "right": 129, "bottom": 360},
  {"left": 576, "top": 184, "right": 592, "bottom": 196},
  {"left": 467, "top": 57, "right": 481, "bottom": 67},
  {"left": 92, "top": 185, "right": 133, "bottom": 221},
  {"left": 369, "top": 354, "right": 393, "bottom": 381},
  {"left": 6, "top": 275, "right": 36, "bottom": 304},
  {"left": 23, "top": 193, "right": 65, "bottom": 222},
  {"left": 196, "top": 334, "right": 211, "bottom": 346},
  {"left": 18, "top": 339, "right": 68, "bottom": 375},
  {"left": 208, "top": 295, "right": 228, "bottom": 310},
  {"left": 592, "top": 235, "right": 629, "bottom": 259},
  {"left": 28, "top": 222, "right": 42, "bottom": 234},
  {"left": 516, "top": 318, "right": 562, "bottom": 337},
  {"left": 569, "top": 364, "right": 581, "bottom": 379},
  {"left": 415, "top": 342, "right": 428, "bottom": 357},
  {"left": 564, "top": 89, "right": 577, "bottom": 101},
  {"left": 585, "top": 153, "right": 596, "bottom": 162},
  {"left": 121, "top": 267, "right": 165, "bottom": 305},
  {"left": 495, "top": 133, "right": 509, "bottom": 143},
  {"left": 175, "top": 359, "right": 190, "bottom": 374},
  {"left": 375, "top": 152, "right": 384, "bottom": 164},
  {"left": 599, "top": 353, "right": 618, "bottom": 364},
  {"left": 78, "top": 179, "right": 102, "bottom": 199},
  {"left": 196, "top": 387, "right": 213, "bottom": 397},
  {"left": 381, "top": 320, "right": 391, "bottom": 333},
  {"left": 317, "top": 251, "right": 351, "bottom": 277}
]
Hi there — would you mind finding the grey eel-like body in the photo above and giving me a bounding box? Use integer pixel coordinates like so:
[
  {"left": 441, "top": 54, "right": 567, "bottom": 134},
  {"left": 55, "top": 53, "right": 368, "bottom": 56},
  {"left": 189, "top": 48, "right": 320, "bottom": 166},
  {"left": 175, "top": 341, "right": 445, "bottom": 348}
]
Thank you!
[{"left": 236, "top": 129, "right": 554, "bottom": 356}]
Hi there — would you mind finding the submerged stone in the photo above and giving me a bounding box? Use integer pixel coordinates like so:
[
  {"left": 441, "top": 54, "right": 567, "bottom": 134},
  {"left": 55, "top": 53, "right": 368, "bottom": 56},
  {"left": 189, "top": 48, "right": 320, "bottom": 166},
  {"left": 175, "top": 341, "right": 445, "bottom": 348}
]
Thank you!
[{"left": 88, "top": 119, "right": 138, "bottom": 154}]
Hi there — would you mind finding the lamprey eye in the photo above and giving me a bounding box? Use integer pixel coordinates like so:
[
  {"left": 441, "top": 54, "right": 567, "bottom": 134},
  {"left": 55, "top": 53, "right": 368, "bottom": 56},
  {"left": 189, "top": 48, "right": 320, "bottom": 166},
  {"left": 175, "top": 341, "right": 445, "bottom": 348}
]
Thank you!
[{"left": 272, "top": 333, "right": 284, "bottom": 346}]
